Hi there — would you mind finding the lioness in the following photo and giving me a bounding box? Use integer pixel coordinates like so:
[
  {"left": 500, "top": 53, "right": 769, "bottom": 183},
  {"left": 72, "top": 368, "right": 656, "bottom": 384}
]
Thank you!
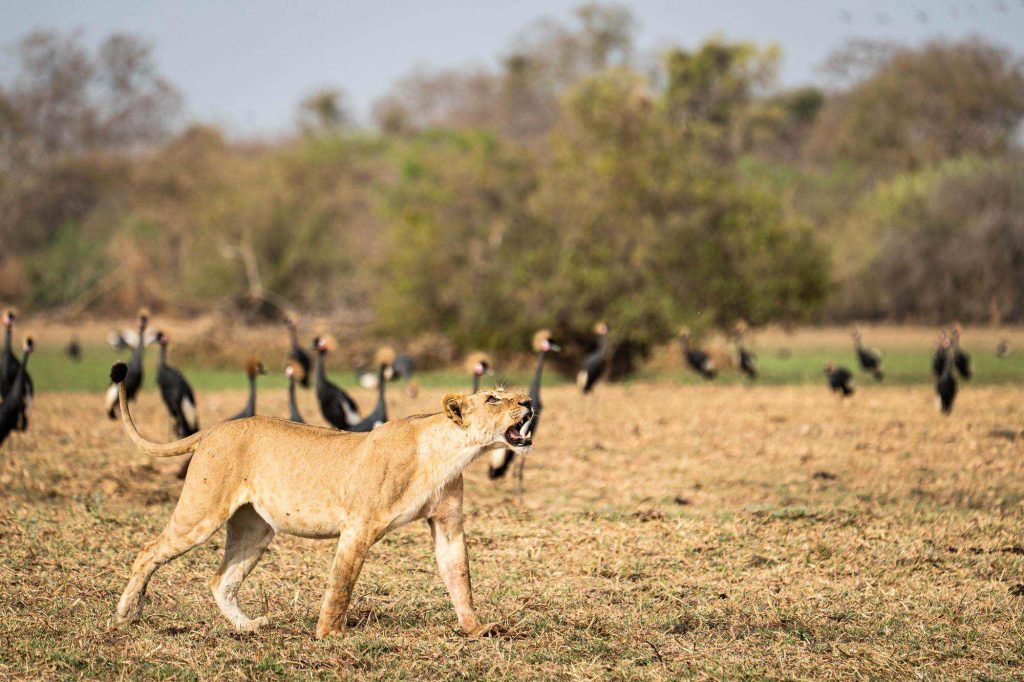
[{"left": 108, "top": 361, "right": 534, "bottom": 639}]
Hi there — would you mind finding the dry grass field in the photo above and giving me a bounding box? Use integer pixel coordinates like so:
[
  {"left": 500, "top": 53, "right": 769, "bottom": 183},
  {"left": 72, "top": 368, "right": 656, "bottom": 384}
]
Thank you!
[{"left": 2, "top": 380, "right": 1024, "bottom": 679}]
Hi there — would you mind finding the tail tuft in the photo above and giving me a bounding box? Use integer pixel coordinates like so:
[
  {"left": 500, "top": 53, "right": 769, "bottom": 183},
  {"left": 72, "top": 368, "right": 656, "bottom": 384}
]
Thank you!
[{"left": 110, "top": 362, "right": 128, "bottom": 383}]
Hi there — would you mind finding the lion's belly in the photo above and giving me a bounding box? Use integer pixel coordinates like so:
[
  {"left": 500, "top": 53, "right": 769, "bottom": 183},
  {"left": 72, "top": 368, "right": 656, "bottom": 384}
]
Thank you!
[{"left": 250, "top": 495, "right": 342, "bottom": 539}]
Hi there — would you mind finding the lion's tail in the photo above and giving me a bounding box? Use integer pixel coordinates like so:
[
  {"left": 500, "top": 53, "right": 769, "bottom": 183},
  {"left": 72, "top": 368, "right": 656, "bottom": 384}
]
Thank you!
[{"left": 110, "top": 362, "right": 203, "bottom": 457}]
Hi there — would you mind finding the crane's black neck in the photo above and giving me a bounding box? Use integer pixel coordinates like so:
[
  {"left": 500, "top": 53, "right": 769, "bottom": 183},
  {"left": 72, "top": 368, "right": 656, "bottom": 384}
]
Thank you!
[
  {"left": 2, "top": 324, "right": 11, "bottom": 357},
  {"left": 596, "top": 334, "right": 608, "bottom": 355},
  {"left": 288, "top": 325, "right": 299, "bottom": 348},
  {"left": 132, "top": 322, "right": 147, "bottom": 366},
  {"left": 288, "top": 375, "right": 300, "bottom": 419},
  {"left": 377, "top": 364, "right": 387, "bottom": 404},
  {"left": 471, "top": 373, "right": 480, "bottom": 394},
  {"left": 315, "top": 349, "right": 327, "bottom": 388},
  {"left": 246, "top": 373, "right": 257, "bottom": 415},
  {"left": 529, "top": 350, "right": 547, "bottom": 402},
  {"left": 158, "top": 343, "right": 168, "bottom": 368}
]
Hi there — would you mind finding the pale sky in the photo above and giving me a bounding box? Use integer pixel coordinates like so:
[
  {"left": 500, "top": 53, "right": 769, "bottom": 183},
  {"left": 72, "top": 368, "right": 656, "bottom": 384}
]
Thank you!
[{"left": 2, "top": 0, "right": 1022, "bottom": 136}]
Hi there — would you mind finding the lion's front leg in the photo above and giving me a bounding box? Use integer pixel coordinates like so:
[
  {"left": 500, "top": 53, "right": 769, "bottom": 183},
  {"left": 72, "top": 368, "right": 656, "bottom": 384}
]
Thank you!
[
  {"left": 428, "top": 477, "right": 499, "bottom": 637},
  {"left": 316, "top": 526, "right": 370, "bottom": 640}
]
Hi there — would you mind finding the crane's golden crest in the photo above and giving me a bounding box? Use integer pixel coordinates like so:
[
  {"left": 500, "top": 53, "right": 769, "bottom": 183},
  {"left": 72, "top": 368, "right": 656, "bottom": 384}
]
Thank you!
[
  {"left": 375, "top": 346, "right": 396, "bottom": 367},
  {"left": 464, "top": 351, "right": 491, "bottom": 375},
  {"left": 532, "top": 329, "right": 552, "bottom": 352}
]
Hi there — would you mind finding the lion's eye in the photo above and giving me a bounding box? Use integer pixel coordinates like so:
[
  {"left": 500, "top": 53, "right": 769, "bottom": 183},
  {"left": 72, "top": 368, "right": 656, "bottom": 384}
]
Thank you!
[{"left": 485, "top": 395, "right": 499, "bottom": 403}]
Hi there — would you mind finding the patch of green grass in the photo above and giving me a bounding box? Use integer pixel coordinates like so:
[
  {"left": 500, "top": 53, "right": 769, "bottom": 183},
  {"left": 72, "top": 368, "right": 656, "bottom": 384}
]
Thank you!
[
  {"left": 639, "top": 348, "right": 1024, "bottom": 386},
  {"left": 22, "top": 342, "right": 1024, "bottom": 393}
]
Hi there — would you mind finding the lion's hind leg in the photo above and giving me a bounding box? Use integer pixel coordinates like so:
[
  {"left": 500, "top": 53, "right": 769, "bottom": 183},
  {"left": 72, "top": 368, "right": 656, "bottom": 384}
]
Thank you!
[
  {"left": 116, "top": 506, "right": 226, "bottom": 624},
  {"left": 209, "top": 504, "right": 275, "bottom": 632}
]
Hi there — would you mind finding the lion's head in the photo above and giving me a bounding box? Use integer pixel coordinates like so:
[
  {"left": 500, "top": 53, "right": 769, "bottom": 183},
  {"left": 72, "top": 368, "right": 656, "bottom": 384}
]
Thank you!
[{"left": 441, "top": 389, "right": 534, "bottom": 452}]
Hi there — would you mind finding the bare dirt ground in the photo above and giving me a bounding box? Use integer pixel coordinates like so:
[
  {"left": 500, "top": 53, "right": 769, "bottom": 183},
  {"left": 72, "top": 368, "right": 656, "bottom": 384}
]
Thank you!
[{"left": 2, "top": 382, "right": 1023, "bottom": 679}]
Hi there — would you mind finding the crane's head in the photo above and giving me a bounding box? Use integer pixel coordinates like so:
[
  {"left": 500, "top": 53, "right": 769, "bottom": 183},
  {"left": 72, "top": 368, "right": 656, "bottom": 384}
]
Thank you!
[
  {"left": 138, "top": 308, "right": 150, "bottom": 329},
  {"left": 465, "top": 351, "right": 491, "bottom": 378},
  {"left": 155, "top": 331, "right": 169, "bottom": 346},
  {"left": 246, "top": 359, "right": 267, "bottom": 378},
  {"left": 532, "top": 329, "right": 561, "bottom": 353},
  {"left": 375, "top": 346, "right": 396, "bottom": 370},
  {"left": 22, "top": 337, "right": 33, "bottom": 354},
  {"left": 2, "top": 309, "right": 15, "bottom": 327},
  {"left": 824, "top": 363, "right": 835, "bottom": 374},
  {"left": 594, "top": 322, "right": 609, "bottom": 336},
  {"left": 313, "top": 336, "right": 329, "bottom": 353}
]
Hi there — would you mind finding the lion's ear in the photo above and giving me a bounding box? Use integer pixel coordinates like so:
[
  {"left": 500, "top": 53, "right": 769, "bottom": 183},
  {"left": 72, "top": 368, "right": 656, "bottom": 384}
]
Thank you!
[{"left": 442, "top": 393, "right": 468, "bottom": 428}]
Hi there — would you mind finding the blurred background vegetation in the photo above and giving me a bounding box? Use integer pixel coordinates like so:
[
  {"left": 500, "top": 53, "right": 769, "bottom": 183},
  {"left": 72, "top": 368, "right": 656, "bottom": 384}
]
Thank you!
[{"left": 1, "top": 4, "right": 1023, "bottom": 371}]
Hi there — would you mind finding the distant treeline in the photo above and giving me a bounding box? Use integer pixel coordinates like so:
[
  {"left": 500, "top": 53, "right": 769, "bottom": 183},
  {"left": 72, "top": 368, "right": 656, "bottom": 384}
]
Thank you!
[{"left": 1, "top": 4, "right": 1022, "bottom": 367}]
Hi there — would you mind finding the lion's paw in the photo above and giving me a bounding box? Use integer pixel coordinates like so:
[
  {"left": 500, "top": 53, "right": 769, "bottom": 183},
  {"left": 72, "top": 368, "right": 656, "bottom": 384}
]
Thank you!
[{"left": 467, "top": 621, "right": 505, "bottom": 638}]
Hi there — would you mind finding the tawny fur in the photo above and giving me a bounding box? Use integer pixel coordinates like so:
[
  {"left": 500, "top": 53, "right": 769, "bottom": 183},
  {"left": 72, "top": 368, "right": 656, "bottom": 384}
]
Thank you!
[{"left": 111, "top": 367, "right": 531, "bottom": 639}]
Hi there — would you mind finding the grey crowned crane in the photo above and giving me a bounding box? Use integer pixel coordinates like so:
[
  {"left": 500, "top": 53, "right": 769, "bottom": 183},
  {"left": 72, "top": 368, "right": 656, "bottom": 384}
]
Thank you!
[
  {"left": 1, "top": 310, "right": 33, "bottom": 430},
  {"left": 825, "top": 363, "right": 855, "bottom": 397},
  {"left": 0, "top": 337, "right": 33, "bottom": 448},
  {"left": 950, "top": 323, "right": 972, "bottom": 380},
  {"left": 932, "top": 330, "right": 949, "bottom": 378},
  {"left": 577, "top": 322, "right": 609, "bottom": 394},
  {"left": 489, "top": 330, "right": 559, "bottom": 482},
  {"left": 65, "top": 337, "right": 82, "bottom": 361},
  {"left": 313, "top": 336, "right": 361, "bottom": 429},
  {"left": 467, "top": 352, "right": 492, "bottom": 394},
  {"left": 678, "top": 327, "right": 717, "bottom": 380},
  {"left": 734, "top": 320, "right": 758, "bottom": 380},
  {"left": 851, "top": 328, "right": 884, "bottom": 381},
  {"left": 106, "top": 326, "right": 158, "bottom": 352},
  {"left": 229, "top": 359, "right": 267, "bottom": 421},
  {"left": 359, "top": 353, "right": 418, "bottom": 398},
  {"left": 285, "top": 317, "right": 311, "bottom": 388},
  {"left": 155, "top": 331, "right": 199, "bottom": 439},
  {"left": 346, "top": 347, "right": 395, "bottom": 432},
  {"left": 285, "top": 364, "right": 305, "bottom": 424},
  {"left": 105, "top": 310, "right": 149, "bottom": 419},
  {"left": 936, "top": 338, "right": 958, "bottom": 414}
]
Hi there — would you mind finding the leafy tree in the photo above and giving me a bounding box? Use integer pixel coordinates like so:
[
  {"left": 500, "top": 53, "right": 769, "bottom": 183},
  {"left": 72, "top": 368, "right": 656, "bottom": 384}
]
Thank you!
[
  {"left": 375, "top": 130, "right": 534, "bottom": 347},
  {"left": 376, "top": 61, "right": 829, "bottom": 371},
  {"left": 296, "top": 89, "right": 352, "bottom": 135},
  {"left": 2, "top": 30, "right": 181, "bottom": 158},
  {"left": 809, "top": 39, "right": 1024, "bottom": 172},
  {"left": 835, "top": 157, "right": 1024, "bottom": 322},
  {"left": 371, "top": 2, "right": 638, "bottom": 142}
]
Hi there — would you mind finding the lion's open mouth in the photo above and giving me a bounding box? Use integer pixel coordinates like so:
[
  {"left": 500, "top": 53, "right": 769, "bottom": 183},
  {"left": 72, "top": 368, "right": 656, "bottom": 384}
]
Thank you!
[{"left": 504, "top": 413, "right": 534, "bottom": 447}]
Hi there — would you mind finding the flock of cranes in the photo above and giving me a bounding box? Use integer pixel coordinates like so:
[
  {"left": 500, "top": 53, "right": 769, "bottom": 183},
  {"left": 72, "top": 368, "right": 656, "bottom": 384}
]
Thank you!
[{"left": 0, "top": 306, "right": 999, "bottom": 456}]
